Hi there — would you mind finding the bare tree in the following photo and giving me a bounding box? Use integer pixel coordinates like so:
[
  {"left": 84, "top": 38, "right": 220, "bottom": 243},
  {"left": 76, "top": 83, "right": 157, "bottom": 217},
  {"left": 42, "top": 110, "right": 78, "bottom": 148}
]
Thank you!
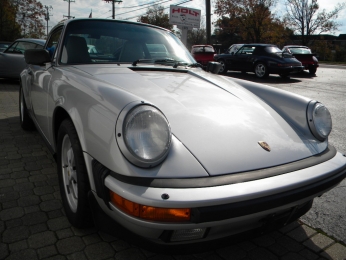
[
  {"left": 284, "top": 0, "right": 346, "bottom": 45},
  {"left": 137, "top": 5, "right": 173, "bottom": 30},
  {"left": 187, "top": 28, "right": 207, "bottom": 49}
]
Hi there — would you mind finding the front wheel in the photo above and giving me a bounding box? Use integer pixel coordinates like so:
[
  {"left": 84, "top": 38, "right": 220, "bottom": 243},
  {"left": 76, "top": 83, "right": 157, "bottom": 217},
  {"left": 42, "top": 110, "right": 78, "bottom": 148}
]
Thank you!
[
  {"left": 57, "top": 119, "right": 93, "bottom": 228},
  {"left": 254, "top": 62, "right": 269, "bottom": 78},
  {"left": 217, "top": 59, "right": 227, "bottom": 74},
  {"left": 19, "top": 86, "right": 35, "bottom": 130}
]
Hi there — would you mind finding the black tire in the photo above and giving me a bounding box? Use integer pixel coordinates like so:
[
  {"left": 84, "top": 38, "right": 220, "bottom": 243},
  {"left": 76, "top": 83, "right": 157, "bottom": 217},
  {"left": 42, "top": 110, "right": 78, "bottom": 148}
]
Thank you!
[
  {"left": 57, "top": 119, "right": 93, "bottom": 228},
  {"left": 309, "top": 68, "right": 317, "bottom": 75},
  {"left": 19, "top": 86, "right": 35, "bottom": 130},
  {"left": 254, "top": 62, "right": 269, "bottom": 78},
  {"left": 218, "top": 59, "right": 227, "bottom": 74}
]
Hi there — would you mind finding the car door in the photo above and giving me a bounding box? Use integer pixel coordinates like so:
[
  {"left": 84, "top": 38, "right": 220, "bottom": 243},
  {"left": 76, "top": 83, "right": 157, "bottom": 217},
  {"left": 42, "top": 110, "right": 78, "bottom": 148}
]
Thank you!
[
  {"left": 28, "top": 28, "right": 63, "bottom": 143},
  {"left": 227, "top": 46, "right": 255, "bottom": 70}
]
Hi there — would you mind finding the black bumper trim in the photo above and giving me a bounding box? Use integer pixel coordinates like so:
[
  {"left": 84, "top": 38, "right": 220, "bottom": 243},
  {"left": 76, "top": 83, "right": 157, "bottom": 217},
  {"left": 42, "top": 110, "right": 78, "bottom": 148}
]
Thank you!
[
  {"left": 107, "top": 145, "right": 339, "bottom": 188},
  {"left": 191, "top": 166, "right": 346, "bottom": 223}
]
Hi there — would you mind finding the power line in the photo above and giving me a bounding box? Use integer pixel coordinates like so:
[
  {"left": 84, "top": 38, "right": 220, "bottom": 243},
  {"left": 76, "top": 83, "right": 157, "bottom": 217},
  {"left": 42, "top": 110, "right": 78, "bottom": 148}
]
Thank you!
[
  {"left": 113, "top": 0, "right": 173, "bottom": 17},
  {"left": 116, "top": 0, "right": 170, "bottom": 8}
]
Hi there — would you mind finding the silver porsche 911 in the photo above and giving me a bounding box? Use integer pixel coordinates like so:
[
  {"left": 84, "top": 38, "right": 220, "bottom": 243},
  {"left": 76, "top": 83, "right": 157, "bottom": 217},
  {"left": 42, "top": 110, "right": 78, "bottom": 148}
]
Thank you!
[{"left": 20, "top": 18, "right": 346, "bottom": 245}]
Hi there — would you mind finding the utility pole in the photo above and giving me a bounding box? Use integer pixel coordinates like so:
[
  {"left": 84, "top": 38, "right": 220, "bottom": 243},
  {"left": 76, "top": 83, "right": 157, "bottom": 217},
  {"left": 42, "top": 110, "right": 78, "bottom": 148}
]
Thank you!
[
  {"left": 206, "top": 0, "right": 211, "bottom": 44},
  {"left": 112, "top": 0, "right": 122, "bottom": 19},
  {"left": 63, "top": 0, "right": 75, "bottom": 19},
  {"left": 45, "top": 6, "right": 53, "bottom": 37},
  {"left": 103, "top": 0, "right": 122, "bottom": 19}
]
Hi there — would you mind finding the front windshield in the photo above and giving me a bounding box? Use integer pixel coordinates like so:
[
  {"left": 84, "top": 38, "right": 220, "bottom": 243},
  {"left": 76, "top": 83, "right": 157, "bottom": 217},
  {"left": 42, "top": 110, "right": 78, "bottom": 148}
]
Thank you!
[
  {"left": 60, "top": 20, "right": 195, "bottom": 65},
  {"left": 289, "top": 47, "right": 312, "bottom": 54}
]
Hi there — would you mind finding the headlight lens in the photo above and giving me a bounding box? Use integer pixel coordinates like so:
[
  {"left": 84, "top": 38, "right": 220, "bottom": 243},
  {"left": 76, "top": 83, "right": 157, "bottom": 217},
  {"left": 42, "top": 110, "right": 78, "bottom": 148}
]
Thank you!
[
  {"left": 307, "top": 101, "right": 332, "bottom": 141},
  {"left": 122, "top": 105, "right": 171, "bottom": 167}
]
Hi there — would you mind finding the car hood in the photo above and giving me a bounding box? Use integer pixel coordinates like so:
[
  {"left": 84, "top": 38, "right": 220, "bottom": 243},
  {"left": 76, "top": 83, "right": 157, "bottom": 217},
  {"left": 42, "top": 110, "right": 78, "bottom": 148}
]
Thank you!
[{"left": 76, "top": 66, "right": 325, "bottom": 176}]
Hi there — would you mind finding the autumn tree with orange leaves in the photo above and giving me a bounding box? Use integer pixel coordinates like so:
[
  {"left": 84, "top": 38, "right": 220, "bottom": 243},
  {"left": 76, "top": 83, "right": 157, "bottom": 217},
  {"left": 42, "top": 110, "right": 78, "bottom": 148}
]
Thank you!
[
  {"left": 0, "top": 0, "right": 21, "bottom": 40},
  {"left": 15, "top": 0, "right": 46, "bottom": 38},
  {"left": 214, "top": 0, "right": 291, "bottom": 45}
]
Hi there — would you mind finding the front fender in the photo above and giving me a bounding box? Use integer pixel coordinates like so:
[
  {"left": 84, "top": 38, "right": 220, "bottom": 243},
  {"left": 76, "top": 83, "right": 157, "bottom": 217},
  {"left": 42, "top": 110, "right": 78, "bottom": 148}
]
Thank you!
[{"left": 226, "top": 77, "right": 327, "bottom": 150}]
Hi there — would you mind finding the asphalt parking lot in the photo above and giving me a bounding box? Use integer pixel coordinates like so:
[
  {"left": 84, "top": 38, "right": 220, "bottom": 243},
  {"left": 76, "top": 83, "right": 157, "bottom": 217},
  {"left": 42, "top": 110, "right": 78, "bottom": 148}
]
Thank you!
[{"left": 1, "top": 79, "right": 346, "bottom": 260}]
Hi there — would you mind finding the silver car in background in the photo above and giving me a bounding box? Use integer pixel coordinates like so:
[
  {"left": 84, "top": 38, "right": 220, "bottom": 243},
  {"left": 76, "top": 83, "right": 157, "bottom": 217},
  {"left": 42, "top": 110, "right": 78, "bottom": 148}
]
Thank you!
[
  {"left": 0, "top": 38, "right": 45, "bottom": 79},
  {"left": 20, "top": 18, "right": 346, "bottom": 246}
]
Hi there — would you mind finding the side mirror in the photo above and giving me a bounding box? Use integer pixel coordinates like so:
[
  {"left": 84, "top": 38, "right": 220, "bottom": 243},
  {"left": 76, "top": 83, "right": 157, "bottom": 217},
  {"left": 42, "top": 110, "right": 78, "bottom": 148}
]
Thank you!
[
  {"left": 24, "top": 49, "right": 51, "bottom": 65},
  {"left": 206, "top": 61, "right": 222, "bottom": 74}
]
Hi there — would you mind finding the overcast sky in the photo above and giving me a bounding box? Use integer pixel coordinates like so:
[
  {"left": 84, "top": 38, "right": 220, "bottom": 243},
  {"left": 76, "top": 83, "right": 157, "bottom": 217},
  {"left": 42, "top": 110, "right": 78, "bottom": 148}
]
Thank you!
[{"left": 39, "top": 0, "right": 346, "bottom": 36}]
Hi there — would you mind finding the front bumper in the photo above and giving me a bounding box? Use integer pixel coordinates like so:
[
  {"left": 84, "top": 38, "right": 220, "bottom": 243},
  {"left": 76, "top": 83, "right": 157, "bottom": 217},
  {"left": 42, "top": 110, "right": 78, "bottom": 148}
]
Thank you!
[{"left": 87, "top": 148, "right": 346, "bottom": 244}]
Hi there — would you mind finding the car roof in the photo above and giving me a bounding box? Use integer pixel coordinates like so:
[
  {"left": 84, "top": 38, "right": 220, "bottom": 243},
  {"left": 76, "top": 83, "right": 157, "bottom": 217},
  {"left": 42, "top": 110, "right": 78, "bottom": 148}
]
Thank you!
[
  {"left": 47, "top": 18, "right": 173, "bottom": 40},
  {"left": 242, "top": 43, "right": 277, "bottom": 47},
  {"left": 284, "top": 45, "right": 310, "bottom": 48},
  {"left": 192, "top": 45, "right": 213, "bottom": 48},
  {"left": 63, "top": 18, "right": 171, "bottom": 32}
]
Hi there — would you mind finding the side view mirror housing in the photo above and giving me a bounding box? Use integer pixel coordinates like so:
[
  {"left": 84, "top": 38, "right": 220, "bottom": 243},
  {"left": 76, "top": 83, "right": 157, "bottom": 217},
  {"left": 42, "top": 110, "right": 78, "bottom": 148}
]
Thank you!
[
  {"left": 24, "top": 49, "right": 51, "bottom": 65},
  {"left": 206, "top": 61, "right": 222, "bottom": 74}
]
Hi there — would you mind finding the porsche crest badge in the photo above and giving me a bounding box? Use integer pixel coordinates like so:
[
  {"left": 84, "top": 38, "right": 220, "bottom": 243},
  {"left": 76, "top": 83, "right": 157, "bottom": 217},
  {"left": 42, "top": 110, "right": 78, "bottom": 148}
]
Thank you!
[{"left": 258, "top": 141, "right": 271, "bottom": 152}]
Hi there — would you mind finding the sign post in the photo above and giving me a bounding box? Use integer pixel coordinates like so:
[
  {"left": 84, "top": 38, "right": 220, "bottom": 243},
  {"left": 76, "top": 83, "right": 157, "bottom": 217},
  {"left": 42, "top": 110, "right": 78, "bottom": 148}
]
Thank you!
[{"left": 169, "top": 5, "right": 201, "bottom": 46}]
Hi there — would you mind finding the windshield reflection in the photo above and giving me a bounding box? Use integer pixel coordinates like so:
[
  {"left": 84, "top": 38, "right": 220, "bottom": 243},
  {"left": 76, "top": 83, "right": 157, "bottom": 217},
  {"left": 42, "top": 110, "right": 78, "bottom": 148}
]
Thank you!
[{"left": 60, "top": 20, "right": 195, "bottom": 65}]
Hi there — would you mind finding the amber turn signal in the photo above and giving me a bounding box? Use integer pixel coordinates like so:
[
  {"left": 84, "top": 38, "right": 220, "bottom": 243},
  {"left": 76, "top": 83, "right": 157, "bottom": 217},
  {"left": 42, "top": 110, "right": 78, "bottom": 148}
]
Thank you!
[{"left": 109, "top": 191, "right": 191, "bottom": 222}]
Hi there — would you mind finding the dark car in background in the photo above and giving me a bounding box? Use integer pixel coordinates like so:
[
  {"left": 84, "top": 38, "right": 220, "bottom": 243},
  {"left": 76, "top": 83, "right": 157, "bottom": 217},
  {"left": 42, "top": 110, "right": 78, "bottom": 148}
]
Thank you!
[
  {"left": 214, "top": 43, "right": 304, "bottom": 78},
  {"left": 0, "top": 38, "right": 45, "bottom": 79},
  {"left": 282, "top": 45, "right": 319, "bottom": 75},
  {"left": 191, "top": 45, "right": 215, "bottom": 67}
]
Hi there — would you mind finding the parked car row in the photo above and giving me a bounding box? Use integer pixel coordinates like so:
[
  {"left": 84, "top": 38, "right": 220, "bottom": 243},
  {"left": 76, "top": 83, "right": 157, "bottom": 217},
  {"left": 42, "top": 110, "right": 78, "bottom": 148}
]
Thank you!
[
  {"left": 213, "top": 43, "right": 319, "bottom": 78},
  {"left": 18, "top": 18, "right": 346, "bottom": 246},
  {"left": 282, "top": 45, "right": 319, "bottom": 74},
  {"left": 190, "top": 45, "right": 216, "bottom": 67},
  {"left": 0, "top": 38, "right": 45, "bottom": 79},
  {"left": 0, "top": 41, "right": 11, "bottom": 52}
]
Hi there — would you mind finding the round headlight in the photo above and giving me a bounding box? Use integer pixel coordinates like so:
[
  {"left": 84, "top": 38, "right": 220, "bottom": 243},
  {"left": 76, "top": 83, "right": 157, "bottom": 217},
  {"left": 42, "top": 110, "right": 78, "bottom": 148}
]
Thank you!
[
  {"left": 117, "top": 104, "right": 172, "bottom": 168},
  {"left": 307, "top": 101, "right": 332, "bottom": 141}
]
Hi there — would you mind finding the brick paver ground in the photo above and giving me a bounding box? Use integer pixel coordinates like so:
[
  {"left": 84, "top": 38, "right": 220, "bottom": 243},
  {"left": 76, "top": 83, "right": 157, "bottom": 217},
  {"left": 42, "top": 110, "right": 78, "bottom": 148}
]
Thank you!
[{"left": 1, "top": 79, "right": 345, "bottom": 260}]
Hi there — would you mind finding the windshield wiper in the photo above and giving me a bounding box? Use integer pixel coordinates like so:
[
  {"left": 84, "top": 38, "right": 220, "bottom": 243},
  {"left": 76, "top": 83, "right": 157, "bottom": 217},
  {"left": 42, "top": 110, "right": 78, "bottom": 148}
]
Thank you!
[
  {"left": 132, "top": 58, "right": 176, "bottom": 66},
  {"left": 132, "top": 59, "right": 154, "bottom": 66},
  {"left": 132, "top": 58, "right": 191, "bottom": 68}
]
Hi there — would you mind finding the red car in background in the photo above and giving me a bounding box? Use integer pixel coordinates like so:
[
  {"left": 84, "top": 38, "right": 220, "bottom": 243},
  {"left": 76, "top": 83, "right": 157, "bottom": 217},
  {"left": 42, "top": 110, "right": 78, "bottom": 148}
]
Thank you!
[
  {"left": 191, "top": 45, "right": 216, "bottom": 67},
  {"left": 282, "top": 45, "right": 319, "bottom": 74}
]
